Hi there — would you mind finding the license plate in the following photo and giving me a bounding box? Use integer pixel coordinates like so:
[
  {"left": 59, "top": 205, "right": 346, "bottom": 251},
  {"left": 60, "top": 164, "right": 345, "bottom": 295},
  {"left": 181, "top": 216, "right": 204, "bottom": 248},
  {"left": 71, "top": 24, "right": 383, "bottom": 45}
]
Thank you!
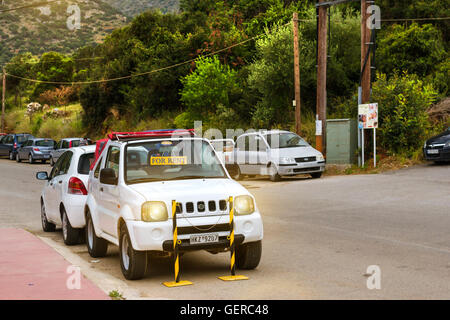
[
  {"left": 427, "top": 149, "right": 439, "bottom": 154},
  {"left": 189, "top": 233, "right": 219, "bottom": 245}
]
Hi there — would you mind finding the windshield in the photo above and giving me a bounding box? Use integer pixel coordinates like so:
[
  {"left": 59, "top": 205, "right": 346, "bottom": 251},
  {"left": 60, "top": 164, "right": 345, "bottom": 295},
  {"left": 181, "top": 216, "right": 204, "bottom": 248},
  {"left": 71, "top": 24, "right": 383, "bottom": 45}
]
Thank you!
[
  {"left": 265, "top": 133, "right": 309, "bottom": 149},
  {"left": 35, "top": 140, "right": 54, "bottom": 147},
  {"left": 125, "top": 140, "right": 226, "bottom": 184}
]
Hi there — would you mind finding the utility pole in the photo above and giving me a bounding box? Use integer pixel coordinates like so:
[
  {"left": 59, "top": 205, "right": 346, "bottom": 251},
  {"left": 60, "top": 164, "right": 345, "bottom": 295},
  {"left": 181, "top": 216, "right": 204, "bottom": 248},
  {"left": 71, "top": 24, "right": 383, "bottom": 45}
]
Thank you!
[
  {"left": 1, "top": 68, "right": 5, "bottom": 133},
  {"left": 316, "top": 0, "right": 328, "bottom": 155},
  {"left": 293, "top": 12, "right": 301, "bottom": 135},
  {"left": 360, "top": 0, "right": 371, "bottom": 104}
]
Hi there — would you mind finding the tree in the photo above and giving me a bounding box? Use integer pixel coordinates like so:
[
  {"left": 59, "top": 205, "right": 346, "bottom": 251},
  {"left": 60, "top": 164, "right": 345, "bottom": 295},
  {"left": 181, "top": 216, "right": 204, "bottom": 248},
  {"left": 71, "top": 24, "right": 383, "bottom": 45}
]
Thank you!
[
  {"left": 5, "top": 53, "right": 37, "bottom": 107},
  {"left": 377, "top": 23, "right": 447, "bottom": 78}
]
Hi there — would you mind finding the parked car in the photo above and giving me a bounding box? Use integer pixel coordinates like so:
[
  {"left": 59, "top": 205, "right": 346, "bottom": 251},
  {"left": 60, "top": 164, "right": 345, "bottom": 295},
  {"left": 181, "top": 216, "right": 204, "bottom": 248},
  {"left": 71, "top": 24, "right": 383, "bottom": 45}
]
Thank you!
[
  {"left": 50, "top": 138, "right": 83, "bottom": 166},
  {"left": 210, "top": 139, "right": 235, "bottom": 165},
  {"left": 84, "top": 130, "right": 263, "bottom": 280},
  {"left": 0, "top": 133, "right": 34, "bottom": 160},
  {"left": 423, "top": 127, "right": 450, "bottom": 163},
  {"left": 232, "top": 130, "right": 325, "bottom": 181},
  {"left": 16, "top": 138, "right": 56, "bottom": 164},
  {"left": 36, "top": 145, "right": 96, "bottom": 245}
]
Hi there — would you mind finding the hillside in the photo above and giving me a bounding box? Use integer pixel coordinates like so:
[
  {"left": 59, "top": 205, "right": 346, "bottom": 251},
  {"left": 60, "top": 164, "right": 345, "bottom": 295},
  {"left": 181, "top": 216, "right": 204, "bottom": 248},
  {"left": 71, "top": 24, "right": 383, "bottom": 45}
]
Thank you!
[
  {"left": 0, "top": 0, "right": 128, "bottom": 65},
  {"left": 102, "top": 0, "right": 179, "bottom": 17}
]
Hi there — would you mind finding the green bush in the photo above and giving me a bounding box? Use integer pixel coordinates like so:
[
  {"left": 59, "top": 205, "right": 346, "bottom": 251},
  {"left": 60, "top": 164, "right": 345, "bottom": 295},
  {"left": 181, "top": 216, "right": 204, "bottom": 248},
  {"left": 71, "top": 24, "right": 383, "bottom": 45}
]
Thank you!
[{"left": 372, "top": 72, "right": 437, "bottom": 155}]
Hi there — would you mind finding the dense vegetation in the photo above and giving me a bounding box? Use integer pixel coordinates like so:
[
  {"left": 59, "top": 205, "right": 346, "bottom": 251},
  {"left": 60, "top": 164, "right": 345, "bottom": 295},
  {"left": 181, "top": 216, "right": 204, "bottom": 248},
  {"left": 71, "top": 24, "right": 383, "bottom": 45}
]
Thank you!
[
  {"left": 1, "top": 0, "right": 449, "bottom": 158},
  {"left": 103, "top": 0, "right": 180, "bottom": 17}
]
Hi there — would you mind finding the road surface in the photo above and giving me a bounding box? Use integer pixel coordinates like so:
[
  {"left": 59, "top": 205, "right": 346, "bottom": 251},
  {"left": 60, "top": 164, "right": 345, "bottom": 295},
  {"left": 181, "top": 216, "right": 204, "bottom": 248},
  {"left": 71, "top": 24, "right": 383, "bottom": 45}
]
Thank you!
[{"left": 0, "top": 158, "right": 449, "bottom": 299}]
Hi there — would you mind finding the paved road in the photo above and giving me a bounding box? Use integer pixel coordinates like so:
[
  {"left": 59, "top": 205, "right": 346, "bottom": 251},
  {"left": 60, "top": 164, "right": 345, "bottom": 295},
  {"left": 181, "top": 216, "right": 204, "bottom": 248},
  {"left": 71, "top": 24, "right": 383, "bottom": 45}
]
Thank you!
[{"left": 1, "top": 158, "right": 449, "bottom": 299}]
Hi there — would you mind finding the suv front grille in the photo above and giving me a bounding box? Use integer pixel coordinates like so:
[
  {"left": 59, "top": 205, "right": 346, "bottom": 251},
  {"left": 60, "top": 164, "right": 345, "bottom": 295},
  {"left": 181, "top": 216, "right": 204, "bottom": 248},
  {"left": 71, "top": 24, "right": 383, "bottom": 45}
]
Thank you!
[
  {"left": 295, "top": 156, "right": 317, "bottom": 163},
  {"left": 176, "top": 200, "right": 228, "bottom": 214}
]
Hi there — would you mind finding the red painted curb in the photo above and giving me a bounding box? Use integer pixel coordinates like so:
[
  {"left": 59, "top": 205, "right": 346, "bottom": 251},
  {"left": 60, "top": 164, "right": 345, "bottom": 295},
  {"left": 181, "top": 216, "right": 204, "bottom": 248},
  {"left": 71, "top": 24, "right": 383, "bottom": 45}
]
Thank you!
[{"left": 0, "top": 228, "right": 109, "bottom": 300}]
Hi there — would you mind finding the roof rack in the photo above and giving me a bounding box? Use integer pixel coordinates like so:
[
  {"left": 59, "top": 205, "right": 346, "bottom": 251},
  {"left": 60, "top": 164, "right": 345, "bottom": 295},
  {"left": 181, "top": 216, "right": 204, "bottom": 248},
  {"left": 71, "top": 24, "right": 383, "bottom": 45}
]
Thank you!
[{"left": 107, "top": 129, "right": 196, "bottom": 141}]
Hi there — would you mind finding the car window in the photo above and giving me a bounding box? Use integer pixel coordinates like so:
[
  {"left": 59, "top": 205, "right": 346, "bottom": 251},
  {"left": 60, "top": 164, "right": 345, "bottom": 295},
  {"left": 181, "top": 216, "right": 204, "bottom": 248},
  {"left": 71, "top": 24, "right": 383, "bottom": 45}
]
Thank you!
[
  {"left": 71, "top": 140, "right": 81, "bottom": 147},
  {"left": 35, "top": 140, "right": 54, "bottom": 147},
  {"left": 50, "top": 152, "right": 67, "bottom": 179},
  {"left": 62, "top": 140, "right": 69, "bottom": 149},
  {"left": 78, "top": 153, "right": 95, "bottom": 175},
  {"left": 265, "top": 132, "right": 309, "bottom": 149},
  {"left": 105, "top": 146, "right": 120, "bottom": 178},
  {"left": 94, "top": 156, "right": 103, "bottom": 179},
  {"left": 56, "top": 151, "right": 73, "bottom": 176},
  {"left": 17, "top": 136, "right": 29, "bottom": 143}
]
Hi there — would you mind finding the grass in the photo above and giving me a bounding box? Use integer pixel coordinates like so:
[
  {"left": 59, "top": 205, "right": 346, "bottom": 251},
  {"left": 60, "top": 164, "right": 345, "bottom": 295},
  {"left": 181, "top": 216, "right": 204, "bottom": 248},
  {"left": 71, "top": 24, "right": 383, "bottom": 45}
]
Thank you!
[{"left": 109, "top": 290, "right": 126, "bottom": 300}]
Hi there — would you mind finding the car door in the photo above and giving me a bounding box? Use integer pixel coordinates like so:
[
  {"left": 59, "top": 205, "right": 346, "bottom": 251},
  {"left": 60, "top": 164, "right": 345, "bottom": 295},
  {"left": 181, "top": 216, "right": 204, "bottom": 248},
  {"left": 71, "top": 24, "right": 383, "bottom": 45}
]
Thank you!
[
  {"left": 0, "top": 136, "right": 7, "bottom": 156},
  {"left": 21, "top": 140, "right": 32, "bottom": 159},
  {"left": 98, "top": 145, "right": 121, "bottom": 237},
  {"left": 44, "top": 152, "right": 68, "bottom": 222},
  {"left": 235, "top": 135, "right": 252, "bottom": 174},
  {"left": 254, "top": 135, "right": 270, "bottom": 175},
  {"left": 53, "top": 151, "right": 73, "bottom": 222},
  {"left": 0, "top": 135, "right": 12, "bottom": 156}
]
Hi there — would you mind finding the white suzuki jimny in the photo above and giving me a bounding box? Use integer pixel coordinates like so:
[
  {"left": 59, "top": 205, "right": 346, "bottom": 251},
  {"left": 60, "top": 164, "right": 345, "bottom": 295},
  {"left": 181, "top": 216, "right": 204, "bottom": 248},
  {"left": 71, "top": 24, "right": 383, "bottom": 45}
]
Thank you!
[{"left": 85, "top": 130, "right": 263, "bottom": 280}]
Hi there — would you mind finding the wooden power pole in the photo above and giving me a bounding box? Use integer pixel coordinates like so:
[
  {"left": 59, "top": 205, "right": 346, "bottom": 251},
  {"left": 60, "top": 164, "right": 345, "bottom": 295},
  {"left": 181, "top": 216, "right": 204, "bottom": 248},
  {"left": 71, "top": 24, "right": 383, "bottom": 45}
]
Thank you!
[
  {"left": 1, "top": 68, "right": 5, "bottom": 133},
  {"left": 316, "top": 0, "right": 328, "bottom": 155},
  {"left": 293, "top": 12, "right": 301, "bottom": 135},
  {"left": 360, "top": 0, "right": 371, "bottom": 104}
]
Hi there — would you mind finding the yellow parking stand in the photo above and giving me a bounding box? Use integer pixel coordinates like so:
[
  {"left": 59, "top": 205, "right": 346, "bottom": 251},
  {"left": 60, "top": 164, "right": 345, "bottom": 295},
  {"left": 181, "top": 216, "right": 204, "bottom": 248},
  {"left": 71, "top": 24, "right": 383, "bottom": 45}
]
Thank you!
[
  {"left": 218, "top": 196, "right": 249, "bottom": 282},
  {"left": 163, "top": 200, "right": 193, "bottom": 288}
]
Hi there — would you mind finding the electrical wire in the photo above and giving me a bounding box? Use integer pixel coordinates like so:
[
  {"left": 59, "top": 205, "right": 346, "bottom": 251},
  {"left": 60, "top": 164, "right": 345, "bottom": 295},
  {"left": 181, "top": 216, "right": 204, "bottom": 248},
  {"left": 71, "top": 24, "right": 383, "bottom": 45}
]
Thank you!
[
  {"left": 0, "top": 0, "right": 63, "bottom": 13},
  {"left": 5, "top": 23, "right": 291, "bottom": 85}
]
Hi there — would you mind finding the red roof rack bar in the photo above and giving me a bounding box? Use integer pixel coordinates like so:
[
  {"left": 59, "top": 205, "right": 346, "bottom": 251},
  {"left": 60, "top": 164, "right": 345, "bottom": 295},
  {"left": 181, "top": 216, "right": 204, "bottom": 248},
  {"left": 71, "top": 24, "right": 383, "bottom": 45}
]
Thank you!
[{"left": 107, "top": 129, "right": 196, "bottom": 140}]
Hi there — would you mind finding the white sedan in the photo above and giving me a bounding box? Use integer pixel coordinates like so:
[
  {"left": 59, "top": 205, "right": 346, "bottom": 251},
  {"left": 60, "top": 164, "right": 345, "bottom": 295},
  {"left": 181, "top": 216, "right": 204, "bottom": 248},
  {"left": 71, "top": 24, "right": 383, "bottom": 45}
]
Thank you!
[{"left": 36, "top": 145, "right": 95, "bottom": 245}]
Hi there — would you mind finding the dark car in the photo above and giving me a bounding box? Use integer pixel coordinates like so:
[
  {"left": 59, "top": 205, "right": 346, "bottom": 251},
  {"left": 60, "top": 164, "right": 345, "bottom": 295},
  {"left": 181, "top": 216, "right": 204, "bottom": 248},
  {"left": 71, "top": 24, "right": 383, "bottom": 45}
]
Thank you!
[
  {"left": 0, "top": 133, "right": 34, "bottom": 160},
  {"left": 16, "top": 138, "right": 56, "bottom": 164},
  {"left": 423, "top": 127, "right": 450, "bottom": 163}
]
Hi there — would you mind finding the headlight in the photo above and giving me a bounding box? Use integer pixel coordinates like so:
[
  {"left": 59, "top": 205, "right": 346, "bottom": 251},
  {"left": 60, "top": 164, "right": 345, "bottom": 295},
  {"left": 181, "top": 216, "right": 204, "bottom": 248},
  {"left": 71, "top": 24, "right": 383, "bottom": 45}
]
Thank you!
[
  {"left": 445, "top": 141, "right": 450, "bottom": 148},
  {"left": 234, "top": 195, "right": 255, "bottom": 215},
  {"left": 279, "top": 157, "right": 295, "bottom": 165},
  {"left": 141, "top": 201, "right": 168, "bottom": 222},
  {"left": 317, "top": 154, "right": 325, "bottom": 162}
]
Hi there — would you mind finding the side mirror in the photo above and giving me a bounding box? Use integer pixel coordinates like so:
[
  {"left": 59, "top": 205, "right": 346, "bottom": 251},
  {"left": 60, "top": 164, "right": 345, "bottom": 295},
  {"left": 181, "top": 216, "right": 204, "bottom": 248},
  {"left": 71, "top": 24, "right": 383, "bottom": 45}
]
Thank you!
[
  {"left": 36, "top": 171, "right": 49, "bottom": 180},
  {"left": 100, "top": 168, "right": 118, "bottom": 185}
]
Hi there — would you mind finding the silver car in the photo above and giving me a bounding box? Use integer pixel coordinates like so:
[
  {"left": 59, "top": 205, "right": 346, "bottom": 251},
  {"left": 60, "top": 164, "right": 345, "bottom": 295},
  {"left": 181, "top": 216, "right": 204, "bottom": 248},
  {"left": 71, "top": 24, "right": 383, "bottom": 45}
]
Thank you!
[
  {"left": 16, "top": 138, "right": 56, "bottom": 164},
  {"left": 50, "top": 138, "right": 83, "bottom": 166},
  {"left": 232, "top": 130, "right": 326, "bottom": 181}
]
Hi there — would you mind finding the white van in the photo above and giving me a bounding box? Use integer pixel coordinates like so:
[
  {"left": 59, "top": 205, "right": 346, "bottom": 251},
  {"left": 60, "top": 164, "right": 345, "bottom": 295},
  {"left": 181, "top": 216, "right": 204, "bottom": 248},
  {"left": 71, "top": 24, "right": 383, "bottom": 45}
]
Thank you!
[{"left": 233, "top": 130, "right": 325, "bottom": 181}]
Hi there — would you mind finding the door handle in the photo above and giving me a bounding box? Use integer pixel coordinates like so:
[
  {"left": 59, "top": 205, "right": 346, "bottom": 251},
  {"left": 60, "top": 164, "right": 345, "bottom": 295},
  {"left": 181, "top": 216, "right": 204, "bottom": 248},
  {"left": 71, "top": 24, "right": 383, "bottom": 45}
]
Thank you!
[
  {"left": 100, "top": 187, "right": 104, "bottom": 192},
  {"left": 58, "top": 180, "right": 62, "bottom": 184}
]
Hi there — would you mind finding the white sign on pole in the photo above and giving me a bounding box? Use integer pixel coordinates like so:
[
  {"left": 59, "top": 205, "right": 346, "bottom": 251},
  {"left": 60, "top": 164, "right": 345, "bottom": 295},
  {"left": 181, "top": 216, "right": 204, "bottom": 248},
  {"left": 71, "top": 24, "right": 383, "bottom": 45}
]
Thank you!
[{"left": 358, "top": 103, "right": 378, "bottom": 167}]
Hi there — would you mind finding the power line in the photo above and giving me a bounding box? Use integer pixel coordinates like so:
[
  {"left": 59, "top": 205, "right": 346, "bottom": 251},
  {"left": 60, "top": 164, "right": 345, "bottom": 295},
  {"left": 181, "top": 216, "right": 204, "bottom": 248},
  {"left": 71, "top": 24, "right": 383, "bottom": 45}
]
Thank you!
[
  {"left": 5, "top": 23, "right": 290, "bottom": 85},
  {"left": 0, "top": 0, "right": 63, "bottom": 13}
]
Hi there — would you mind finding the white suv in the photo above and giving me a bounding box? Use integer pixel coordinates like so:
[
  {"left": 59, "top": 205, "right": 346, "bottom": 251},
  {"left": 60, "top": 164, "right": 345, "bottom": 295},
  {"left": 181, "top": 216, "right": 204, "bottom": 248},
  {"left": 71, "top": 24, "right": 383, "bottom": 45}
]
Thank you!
[
  {"left": 232, "top": 130, "right": 326, "bottom": 181},
  {"left": 84, "top": 132, "right": 263, "bottom": 280}
]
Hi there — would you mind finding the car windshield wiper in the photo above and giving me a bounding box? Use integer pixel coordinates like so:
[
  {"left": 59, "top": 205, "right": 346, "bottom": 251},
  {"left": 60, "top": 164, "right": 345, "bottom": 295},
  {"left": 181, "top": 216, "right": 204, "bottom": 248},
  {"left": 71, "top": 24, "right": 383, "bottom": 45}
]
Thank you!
[{"left": 127, "top": 177, "right": 164, "bottom": 184}]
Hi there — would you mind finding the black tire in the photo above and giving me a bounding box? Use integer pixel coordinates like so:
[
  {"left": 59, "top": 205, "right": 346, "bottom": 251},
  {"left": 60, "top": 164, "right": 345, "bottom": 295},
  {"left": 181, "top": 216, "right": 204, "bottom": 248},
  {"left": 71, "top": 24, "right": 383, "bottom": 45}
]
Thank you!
[
  {"left": 16, "top": 153, "right": 21, "bottom": 163},
  {"left": 269, "top": 164, "right": 281, "bottom": 182},
  {"left": 311, "top": 172, "right": 322, "bottom": 179},
  {"left": 41, "top": 200, "right": 56, "bottom": 232},
  {"left": 236, "top": 240, "right": 262, "bottom": 270},
  {"left": 85, "top": 211, "right": 108, "bottom": 258},
  {"left": 28, "top": 154, "right": 34, "bottom": 164},
  {"left": 119, "top": 224, "right": 147, "bottom": 280},
  {"left": 62, "top": 208, "right": 80, "bottom": 246}
]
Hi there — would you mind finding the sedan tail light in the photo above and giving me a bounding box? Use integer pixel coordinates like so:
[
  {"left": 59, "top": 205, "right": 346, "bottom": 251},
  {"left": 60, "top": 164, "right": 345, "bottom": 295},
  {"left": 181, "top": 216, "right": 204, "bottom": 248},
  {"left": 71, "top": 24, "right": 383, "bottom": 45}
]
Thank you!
[
  {"left": 14, "top": 143, "right": 17, "bottom": 149},
  {"left": 33, "top": 148, "right": 40, "bottom": 151},
  {"left": 68, "top": 177, "right": 88, "bottom": 195}
]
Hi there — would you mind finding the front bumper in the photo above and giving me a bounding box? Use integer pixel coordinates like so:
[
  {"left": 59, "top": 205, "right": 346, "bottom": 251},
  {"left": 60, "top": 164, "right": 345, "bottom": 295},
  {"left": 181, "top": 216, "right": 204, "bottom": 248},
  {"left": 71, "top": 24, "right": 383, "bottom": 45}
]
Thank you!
[
  {"left": 125, "top": 212, "right": 263, "bottom": 251},
  {"left": 423, "top": 147, "right": 450, "bottom": 161},
  {"left": 277, "top": 161, "right": 326, "bottom": 176}
]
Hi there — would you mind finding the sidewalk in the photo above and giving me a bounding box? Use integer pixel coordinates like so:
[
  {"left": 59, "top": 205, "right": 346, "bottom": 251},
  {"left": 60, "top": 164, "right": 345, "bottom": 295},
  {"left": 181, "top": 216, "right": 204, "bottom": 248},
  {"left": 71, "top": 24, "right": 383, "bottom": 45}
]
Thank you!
[{"left": 0, "top": 228, "right": 109, "bottom": 300}]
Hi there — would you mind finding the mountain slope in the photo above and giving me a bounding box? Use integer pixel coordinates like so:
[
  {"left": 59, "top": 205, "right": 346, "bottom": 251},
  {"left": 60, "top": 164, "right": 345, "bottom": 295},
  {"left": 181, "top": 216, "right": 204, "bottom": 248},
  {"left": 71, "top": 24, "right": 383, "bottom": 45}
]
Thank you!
[
  {"left": 0, "top": 0, "right": 128, "bottom": 65},
  {"left": 101, "top": 0, "right": 179, "bottom": 17}
]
